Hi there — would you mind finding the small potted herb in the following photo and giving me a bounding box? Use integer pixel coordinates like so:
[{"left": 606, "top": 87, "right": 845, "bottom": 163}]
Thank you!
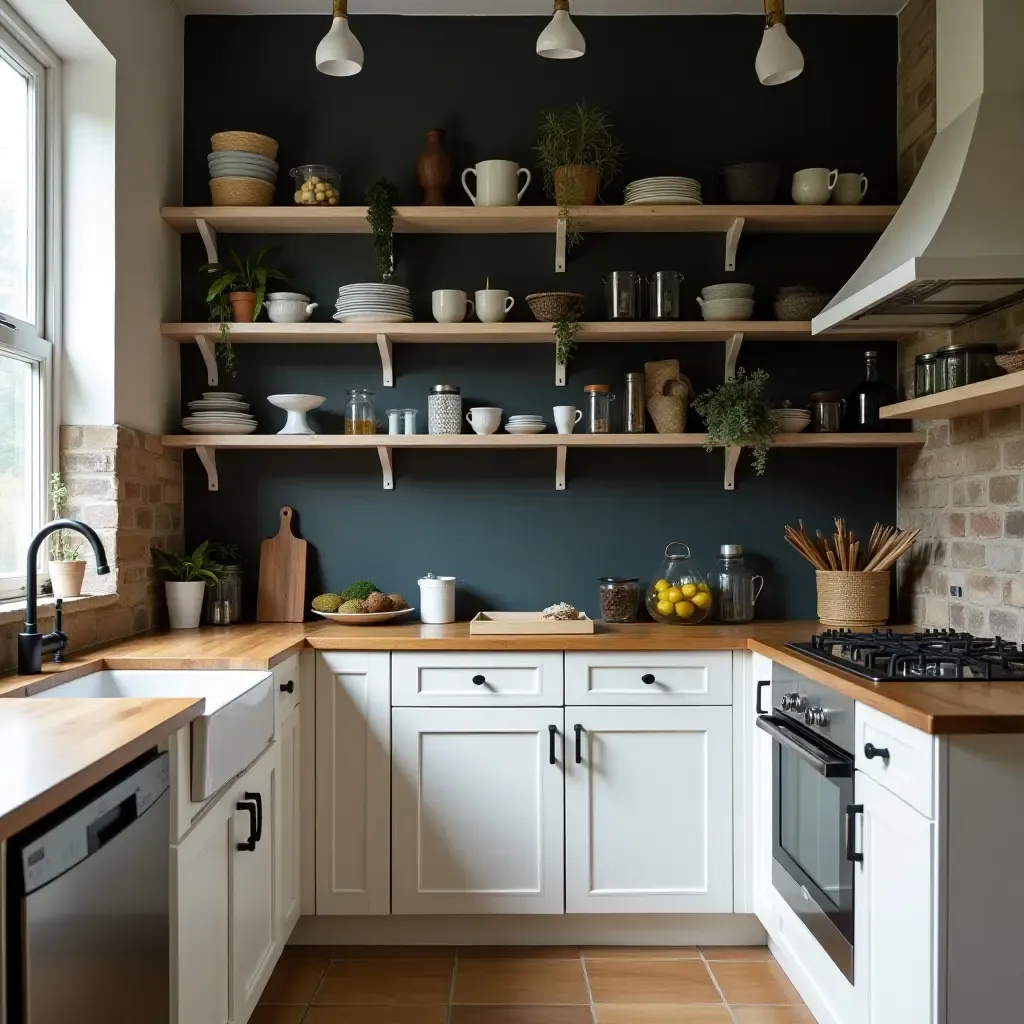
[
  {"left": 366, "top": 179, "right": 399, "bottom": 283},
  {"left": 692, "top": 368, "right": 779, "bottom": 475},
  {"left": 152, "top": 542, "right": 224, "bottom": 629},
  {"left": 48, "top": 472, "right": 86, "bottom": 598}
]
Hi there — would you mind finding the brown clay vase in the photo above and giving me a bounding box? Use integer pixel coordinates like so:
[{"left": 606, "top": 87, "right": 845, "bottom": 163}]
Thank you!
[
  {"left": 554, "top": 164, "right": 600, "bottom": 206},
  {"left": 416, "top": 128, "right": 452, "bottom": 205},
  {"left": 229, "top": 291, "right": 257, "bottom": 322}
]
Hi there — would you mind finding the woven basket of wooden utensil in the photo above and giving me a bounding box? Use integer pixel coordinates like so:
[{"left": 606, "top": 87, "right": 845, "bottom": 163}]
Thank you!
[{"left": 816, "top": 570, "right": 890, "bottom": 627}]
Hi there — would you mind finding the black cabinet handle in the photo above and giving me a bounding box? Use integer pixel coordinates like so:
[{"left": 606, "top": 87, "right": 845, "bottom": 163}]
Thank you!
[
  {"left": 472, "top": 674, "right": 486, "bottom": 686},
  {"left": 845, "top": 804, "right": 864, "bottom": 863},
  {"left": 574, "top": 723, "right": 583, "bottom": 765},
  {"left": 756, "top": 680, "right": 770, "bottom": 715},
  {"left": 236, "top": 800, "right": 257, "bottom": 852},
  {"left": 641, "top": 673, "right": 655, "bottom": 685},
  {"left": 280, "top": 679, "right": 294, "bottom": 694},
  {"left": 864, "top": 742, "right": 890, "bottom": 761},
  {"left": 548, "top": 724, "right": 558, "bottom": 765},
  {"left": 245, "top": 791, "right": 263, "bottom": 843}
]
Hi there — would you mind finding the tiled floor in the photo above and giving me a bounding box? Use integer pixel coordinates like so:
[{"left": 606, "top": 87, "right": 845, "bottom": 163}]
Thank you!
[{"left": 255, "top": 946, "right": 816, "bottom": 1024}]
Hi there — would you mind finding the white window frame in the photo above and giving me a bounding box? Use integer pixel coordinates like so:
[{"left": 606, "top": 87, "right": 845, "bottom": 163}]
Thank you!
[{"left": 0, "top": 1, "right": 60, "bottom": 601}]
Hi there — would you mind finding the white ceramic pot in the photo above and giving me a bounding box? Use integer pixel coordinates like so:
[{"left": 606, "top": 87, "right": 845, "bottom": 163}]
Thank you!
[
  {"left": 266, "top": 292, "right": 318, "bottom": 323},
  {"left": 792, "top": 167, "right": 838, "bottom": 205},
  {"left": 165, "top": 580, "right": 207, "bottom": 629},
  {"left": 418, "top": 574, "right": 456, "bottom": 624},
  {"left": 461, "top": 160, "right": 531, "bottom": 207},
  {"left": 49, "top": 560, "right": 86, "bottom": 599}
]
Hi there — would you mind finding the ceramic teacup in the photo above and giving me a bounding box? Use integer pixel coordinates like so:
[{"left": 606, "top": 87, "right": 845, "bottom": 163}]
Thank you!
[
  {"left": 432, "top": 289, "right": 474, "bottom": 324},
  {"left": 475, "top": 289, "right": 515, "bottom": 323},
  {"left": 554, "top": 405, "right": 583, "bottom": 435},
  {"left": 834, "top": 172, "right": 869, "bottom": 205},
  {"left": 792, "top": 167, "right": 838, "bottom": 205},
  {"left": 461, "top": 160, "right": 532, "bottom": 207},
  {"left": 466, "top": 407, "right": 502, "bottom": 435}
]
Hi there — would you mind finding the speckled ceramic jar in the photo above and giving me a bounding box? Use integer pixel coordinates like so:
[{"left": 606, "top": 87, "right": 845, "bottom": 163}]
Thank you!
[{"left": 428, "top": 384, "right": 461, "bottom": 435}]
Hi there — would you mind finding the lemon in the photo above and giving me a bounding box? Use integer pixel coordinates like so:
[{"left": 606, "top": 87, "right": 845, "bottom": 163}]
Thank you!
[
  {"left": 654, "top": 579, "right": 670, "bottom": 593},
  {"left": 692, "top": 591, "right": 711, "bottom": 609},
  {"left": 697, "top": 582, "right": 710, "bottom": 593},
  {"left": 675, "top": 600, "right": 695, "bottom": 619},
  {"left": 656, "top": 599, "right": 675, "bottom": 616},
  {"left": 665, "top": 587, "right": 683, "bottom": 604},
  {"left": 681, "top": 582, "right": 697, "bottom": 598}
]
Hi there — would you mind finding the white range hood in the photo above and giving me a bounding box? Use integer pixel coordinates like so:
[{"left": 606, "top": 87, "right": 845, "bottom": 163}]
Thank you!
[{"left": 813, "top": 0, "right": 1024, "bottom": 334}]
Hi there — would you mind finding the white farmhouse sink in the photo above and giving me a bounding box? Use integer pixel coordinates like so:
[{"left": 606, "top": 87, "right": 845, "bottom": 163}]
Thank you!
[{"left": 29, "top": 670, "right": 274, "bottom": 800}]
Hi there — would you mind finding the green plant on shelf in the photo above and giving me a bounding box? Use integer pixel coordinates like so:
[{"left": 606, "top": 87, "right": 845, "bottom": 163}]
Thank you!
[
  {"left": 692, "top": 367, "right": 779, "bottom": 476},
  {"left": 553, "top": 309, "right": 582, "bottom": 367},
  {"left": 366, "top": 179, "right": 399, "bottom": 284},
  {"left": 151, "top": 541, "right": 224, "bottom": 584}
]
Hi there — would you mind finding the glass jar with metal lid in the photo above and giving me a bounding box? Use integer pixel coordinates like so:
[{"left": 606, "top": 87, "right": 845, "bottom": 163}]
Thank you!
[
  {"left": 584, "top": 384, "right": 615, "bottom": 433},
  {"left": 597, "top": 577, "right": 639, "bottom": 622},
  {"left": 913, "top": 351, "right": 943, "bottom": 397},
  {"left": 428, "top": 384, "right": 461, "bottom": 434},
  {"left": 345, "top": 388, "right": 375, "bottom": 434},
  {"left": 623, "top": 373, "right": 645, "bottom": 433},
  {"left": 938, "top": 343, "right": 1001, "bottom": 390},
  {"left": 712, "top": 544, "right": 764, "bottom": 624},
  {"left": 208, "top": 564, "right": 243, "bottom": 626}
]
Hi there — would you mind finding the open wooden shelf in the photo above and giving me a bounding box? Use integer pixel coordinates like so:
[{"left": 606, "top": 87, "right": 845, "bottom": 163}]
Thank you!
[{"left": 880, "top": 370, "right": 1024, "bottom": 422}]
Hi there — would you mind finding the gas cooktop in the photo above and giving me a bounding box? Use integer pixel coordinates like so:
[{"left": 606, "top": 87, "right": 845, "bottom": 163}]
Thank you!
[{"left": 787, "top": 629, "right": 1024, "bottom": 682}]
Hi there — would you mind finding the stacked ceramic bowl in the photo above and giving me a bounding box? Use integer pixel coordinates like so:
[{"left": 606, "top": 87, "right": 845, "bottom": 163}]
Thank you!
[
  {"left": 505, "top": 415, "right": 546, "bottom": 435},
  {"left": 334, "top": 284, "right": 412, "bottom": 323},
  {"left": 772, "top": 408, "right": 812, "bottom": 433},
  {"left": 181, "top": 392, "right": 258, "bottom": 434},
  {"left": 697, "top": 282, "right": 755, "bottom": 322},
  {"left": 624, "top": 176, "right": 703, "bottom": 205},
  {"left": 208, "top": 131, "right": 279, "bottom": 206}
]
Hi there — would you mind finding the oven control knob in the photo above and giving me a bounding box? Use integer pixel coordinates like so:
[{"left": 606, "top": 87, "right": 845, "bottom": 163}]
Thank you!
[
  {"left": 805, "top": 706, "right": 829, "bottom": 726},
  {"left": 781, "top": 692, "right": 805, "bottom": 711}
]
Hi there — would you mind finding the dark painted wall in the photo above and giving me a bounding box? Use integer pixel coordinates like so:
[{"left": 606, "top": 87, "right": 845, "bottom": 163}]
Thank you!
[{"left": 180, "top": 14, "right": 900, "bottom": 621}]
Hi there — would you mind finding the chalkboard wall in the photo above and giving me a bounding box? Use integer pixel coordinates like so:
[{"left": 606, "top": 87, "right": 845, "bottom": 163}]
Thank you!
[{"left": 180, "top": 13, "right": 900, "bottom": 621}]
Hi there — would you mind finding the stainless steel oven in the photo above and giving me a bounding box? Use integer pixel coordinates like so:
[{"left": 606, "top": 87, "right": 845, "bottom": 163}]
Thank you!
[{"left": 756, "top": 665, "right": 858, "bottom": 981}]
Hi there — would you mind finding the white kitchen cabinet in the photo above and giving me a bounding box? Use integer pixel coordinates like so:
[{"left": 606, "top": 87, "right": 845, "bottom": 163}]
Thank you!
[
  {"left": 565, "top": 651, "right": 733, "bottom": 705},
  {"left": 391, "top": 706, "right": 565, "bottom": 914},
  {"left": 392, "top": 651, "right": 563, "bottom": 706},
  {"left": 315, "top": 651, "right": 391, "bottom": 915},
  {"left": 564, "top": 705, "right": 733, "bottom": 913},
  {"left": 275, "top": 702, "right": 302, "bottom": 941}
]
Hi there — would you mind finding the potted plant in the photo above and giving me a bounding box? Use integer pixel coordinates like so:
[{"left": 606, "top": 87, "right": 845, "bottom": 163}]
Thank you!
[
  {"left": 200, "top": 248, "right": 287, "bottom": 374},
  {"left": 692, "top": 367, "right": 780, "bottom": 475},
  {"left": 47, "top": 472, "right": 87, "bottom": 598},
  {"left": 152, "top": 542, "right": 223, "bottom": 629},
  {"left": 365, "top": 179, "right": 399, "bottom": 283}
]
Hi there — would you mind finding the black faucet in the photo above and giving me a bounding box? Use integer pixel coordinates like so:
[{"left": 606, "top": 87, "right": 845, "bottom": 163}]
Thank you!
[{"left": 18, "top": 519, "right": 110, "bottom": 675}]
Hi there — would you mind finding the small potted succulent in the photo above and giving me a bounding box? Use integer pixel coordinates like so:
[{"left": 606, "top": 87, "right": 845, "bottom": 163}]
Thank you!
[
  {"left": 692, "top": 367, "right": 780, "bottom": 476},
  {"left": 152, "top": 541, "right": 224, "bottom": 629},
  {"left": 48, "top": 472, "right": 87, "bottom": 598}
]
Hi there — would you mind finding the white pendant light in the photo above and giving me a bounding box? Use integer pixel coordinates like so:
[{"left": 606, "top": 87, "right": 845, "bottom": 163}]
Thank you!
[
  {"left": 316, "top": 0, "right": 364, "bottom": 77},
  {"left": 537, "top": 0, "right": 585, "bottom": 60},
  {"left": 755, "top": 0, "right": 804, "bottom": 86}
]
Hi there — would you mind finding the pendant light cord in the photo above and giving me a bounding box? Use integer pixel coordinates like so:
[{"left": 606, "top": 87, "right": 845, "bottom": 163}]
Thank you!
[
  {"left": 332, "top": 0, "right": 348, "bottom": 18},
  {"left": 764, "top": 0, "right": 785, "bottom": 27}
]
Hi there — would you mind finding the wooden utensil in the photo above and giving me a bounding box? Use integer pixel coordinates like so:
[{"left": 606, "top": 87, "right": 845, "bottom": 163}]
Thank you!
[{"left": 257, "top": 506, "right": 307, "bottom": 622}]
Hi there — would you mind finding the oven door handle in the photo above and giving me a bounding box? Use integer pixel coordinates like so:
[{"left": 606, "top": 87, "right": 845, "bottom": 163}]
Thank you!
[{"left": 756, "top": 715, "right": 853, "bottom": 778}]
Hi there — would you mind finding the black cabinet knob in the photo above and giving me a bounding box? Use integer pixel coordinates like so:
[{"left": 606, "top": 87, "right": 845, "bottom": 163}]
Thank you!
[
  {"left": 472, "top": 674, "right": 486, "bottom": 686},
  {"left": 280, "top": 679, "right": 294, "bottom": 694},
  {"left": 864, "top": 742, "right": 890, "bottom": 760},
  {"left": 641, "top": 673, "right": 656, "bottom": 685}
]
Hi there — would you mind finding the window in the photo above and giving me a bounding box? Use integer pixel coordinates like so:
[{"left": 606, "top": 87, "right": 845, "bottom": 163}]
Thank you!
[{"left": 0, "top": 6, "right": 56, "bottom": 599}]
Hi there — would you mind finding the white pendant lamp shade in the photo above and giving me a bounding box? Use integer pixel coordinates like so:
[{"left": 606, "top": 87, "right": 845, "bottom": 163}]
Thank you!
[
  {"left": 537, "top": 0, "right": 585, "bottom": 60},
  {"left": 755, "top": 1, "right": 804, "bottom": 86},
  {"left": 316, "top": 0, "right": 364, "bottom": 77}
]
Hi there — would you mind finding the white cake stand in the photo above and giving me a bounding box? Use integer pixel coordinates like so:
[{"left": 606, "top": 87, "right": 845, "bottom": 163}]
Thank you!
[{"left": 267, "top": 394, "right": 326, "bottom": 435}]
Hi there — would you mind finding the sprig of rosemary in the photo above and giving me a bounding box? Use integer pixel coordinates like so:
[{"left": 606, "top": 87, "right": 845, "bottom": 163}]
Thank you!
[
  {"left": 691, "top": 367, "right": 779, "bottom": 476},
  {"left": 554, "top": 310, "right": 582, "bottom": 366},
  {"left": 366, "top": 179, "right": 398, "bottom": 283}
]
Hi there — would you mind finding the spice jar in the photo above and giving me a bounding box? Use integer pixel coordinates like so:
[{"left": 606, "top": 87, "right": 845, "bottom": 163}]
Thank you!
[
  {"left": 584, "top": 384, "right": 615, "bottom": 433},
  {"left": 598, "top": 577, "right": 639, "bottom": 623},
  {"left": 428, "top": 385, "right": 461, "bottom": 435},
  {"left": 345, "top": 388, "right": 375, "bottom": 434}
]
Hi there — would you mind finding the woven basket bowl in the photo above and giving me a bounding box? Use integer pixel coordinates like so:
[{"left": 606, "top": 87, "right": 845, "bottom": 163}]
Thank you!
[
  {"left": 996, "top": 351, "right": 1024, "bottom": 374},
  {"left": 526, "top": 291, "right": 584, "bottom": 322},
  {"left": 775, "top": 292, "right": 831, "bottom": 321},
  {"left": 210, "top": 131, "right": 279, "bottom": 160},
  {"left": 816, "top": 570, "right": 890, "bottom": 628},
  {"left": 209, "top": 176, "right": 275, "bottom": 207}
]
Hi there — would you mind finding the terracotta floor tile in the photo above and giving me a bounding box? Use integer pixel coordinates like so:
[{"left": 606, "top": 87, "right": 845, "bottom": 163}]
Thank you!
[
  {"left": 699, "top": 946, "right": 774, "bottom": 962},
  {"left": 453, "top": 958, "right": 590, "bottom": 1005},
  {"left": 586, "top": 960, "right": 721, "bottom": 1005},
  {"left": 459, "top": 946, "right": 581, "bottom": 959},
  {"left": 304, "top": 1007, "right": 448, "bottom": 1023},
  {"left": 708, "top": 962, "right": 801, "bottom": 1005},
  {"left": 314, "top": 959, "right": 455, "bottom": 1005},
  {"left": 332, "top": 946, "right": 455, "bottom": 960},
  {"left": 584, "top": 947, "right": 700, "bottom": 960},
  {"left": 259, "top": 958, "right": 330, "bottom": 1004},
  {"left": 450, "top": 1007, "right": 593, "bottom": 1024},
  {"left": 249, "top": 1007, "right": 307, "bottom": 1024},
  {"left": 595, "top": 1007, "right": 733, "bottom": 1023},
  {"left": 732, "top": 1007, "right": 816, "bottom": 1023}
]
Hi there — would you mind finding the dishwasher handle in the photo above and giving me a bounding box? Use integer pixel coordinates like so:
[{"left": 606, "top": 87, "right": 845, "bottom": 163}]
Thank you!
[{"left": 86, "top": 793, "right": 139, "bottom": 855}]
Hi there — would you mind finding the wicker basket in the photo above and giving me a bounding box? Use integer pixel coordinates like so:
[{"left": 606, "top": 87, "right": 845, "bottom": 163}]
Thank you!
[
  {"left": 209, "top": 176, "right": 275, "bottom": 207},
  {"left": 774, "top": 290, "right": 831, "bottom": 321},
  {"left": 996, "top": 350, "right": 1024, "bottom": 374},
  {"left": 816, "top": 571, "right": 890, "bottom": 628},
  {"left": 210, "top": 131, "right": 279, "bottom": 160},
  {"left": 526, "top": 291, "right": 584, "bottom": 322}
]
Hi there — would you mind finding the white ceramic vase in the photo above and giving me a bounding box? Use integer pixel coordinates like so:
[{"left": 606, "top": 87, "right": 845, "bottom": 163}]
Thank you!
[
  {"left": 49, "top": 560, "right": 86, "bottom": 599},
  {"left": 165, "top": 580, "right": 206, "bottom": 629}
]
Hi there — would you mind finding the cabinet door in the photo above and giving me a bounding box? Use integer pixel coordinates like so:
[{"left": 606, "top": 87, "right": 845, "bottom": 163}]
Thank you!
[
  {"left": 854, "top": 770, "right": 937, "bottom": 1024},
  {"left": 392, "top": 707, "right": 565, "bottom": 914},
  {"left": 315, "top": 651, "right": 391, "bottom": 915},
  {"left": 565, "top": 705, "right": 733, "bottom": 913},
  {"left": 231, "top": 744, "right": 280, "bottom": 1023},
  {"left": 276, "top": 704, "right": 302, "bottom": 942}
]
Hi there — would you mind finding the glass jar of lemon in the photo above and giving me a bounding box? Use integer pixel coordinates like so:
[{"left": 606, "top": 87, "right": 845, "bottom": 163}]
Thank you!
[{"left": 646, "top": 541, "right": 712, "bottom": 625}]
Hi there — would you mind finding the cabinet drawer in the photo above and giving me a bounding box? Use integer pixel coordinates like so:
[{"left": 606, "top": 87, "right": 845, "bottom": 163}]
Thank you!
[
  {"left": 274, "top": 654, "right": 300, "bottom": 721},
  {"left": 565, "top": 651, "right": 733, "bottom": 705},
  {"left": 391, "top": 652, "right": 563, "bottom": 706},
  {"left": 855, "top": 703, "right": 936, "bottom": 818}
]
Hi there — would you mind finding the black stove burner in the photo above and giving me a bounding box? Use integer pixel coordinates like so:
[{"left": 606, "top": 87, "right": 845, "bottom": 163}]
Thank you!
[{"left": 787, "top": 629, "right": 1024, "bottom": 682}]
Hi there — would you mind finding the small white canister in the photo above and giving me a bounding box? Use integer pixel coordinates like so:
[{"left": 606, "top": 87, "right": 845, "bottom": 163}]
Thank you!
[
  {"left": 418, "top": 573, "right": 456, "bottom": 624},
  {"left": 428, "top": 384, "right": 461, "bottom": 435}
]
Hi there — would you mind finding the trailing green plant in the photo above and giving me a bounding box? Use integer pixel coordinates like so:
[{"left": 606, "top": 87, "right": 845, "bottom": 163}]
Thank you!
[
  {"left": 366, "top": 179, "right": 399, "bottom": 283},
  {"left": 200, "top": 248, "right": 287, "bottom": 375},
  {"left": 151, "top": 541, "right": 224, "bottom": 585},
  {"left": 691, "top": 367, "right": 779, "bottom": 476},
  {"left": 48, "top": 472, "right": 81, "bottom": 561},
  {"left": 553, "top": 309, "right": 582, "bottom": 367}
]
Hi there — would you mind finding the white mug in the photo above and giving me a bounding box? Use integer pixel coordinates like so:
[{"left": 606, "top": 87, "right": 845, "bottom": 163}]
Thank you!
[
  {"left": 432, "top": 289, "right": 474, "bottom": 324},
  {"left": 475, "top": 289, "right": 515, "bottom": 323},
  {"left": 554, "top": 405, "right": 583, "bottom": 435},
  {"left": 792, "top": 167, "right": 838, "bottom": 205},
  {"left": 462, "top": 160, "right": 531, "bottom": 207},
  {"left": 466, "top": 406, "right": 502, "bottom": 435},
  {"left": 834, "top": 172, "right": 869, "bottom": 205}
]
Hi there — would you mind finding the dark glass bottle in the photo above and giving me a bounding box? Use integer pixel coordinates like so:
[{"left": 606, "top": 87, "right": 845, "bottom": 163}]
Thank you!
[{"left": 845, "top": 350, "right": 896, "bottom": 430}]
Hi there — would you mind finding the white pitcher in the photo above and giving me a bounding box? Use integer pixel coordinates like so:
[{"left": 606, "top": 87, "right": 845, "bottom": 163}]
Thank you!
[{"left": 462, "top": 160, "right": 531, "bottom": 207}]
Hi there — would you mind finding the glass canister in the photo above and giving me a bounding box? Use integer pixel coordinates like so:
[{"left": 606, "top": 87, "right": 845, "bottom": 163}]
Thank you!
[
  {"left": 345, "top": 388, "right": 375, "bottom": 434},
  {"left": 598, "top": 577, "right": 639, "bottom": 622},
  {"left": 428, "top": 385, "right": 461, "bottom": 434},
  {"left": 603, "top": 271, "right": 644, "bottom": 320},
  {"left": 712, "top": 544, "right": 764, "bottom": 624},
  {"left": 208, "top": 564, "right": 243, "bottom": 626},
  {"left": 624, "top": 373, "right": 645, "bottom": 433},
  {"left": 913, "top": 351, "right": 942, "bottom": 397},
  {"left": 584, "top": 384, "right": 615, "bottom": 433},
  {"left": 646, "top": 542, "right": 712, "bottom": 625}
]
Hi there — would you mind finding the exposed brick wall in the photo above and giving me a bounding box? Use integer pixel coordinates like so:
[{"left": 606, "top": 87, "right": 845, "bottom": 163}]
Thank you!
[{"left": 898, "top": 0, "right": 936, "bottom": 197}]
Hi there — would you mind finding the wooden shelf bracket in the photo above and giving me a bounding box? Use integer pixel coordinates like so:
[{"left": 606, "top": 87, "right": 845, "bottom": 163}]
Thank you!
[
  {"left": 724, "top": 332, "right": 744, "bottom": 382},
  {"left": 196, "top": 217, "right": 218, "bottom": 263},
  {"left": 376, "top": 334, "right": 394, "bottom": 387},
  {"left": 725, "top": 217, "right": 745, "bottom": 272},
  {"left": 723, "top": 445, "right": 741, "bottom": 491},
  {"left": 377, "top": 445, "right": 394, "bottom": 490},
  {"left": 195, "top": 333, "right": 219, "bottom": 387},
  {"left": 196, "top": 446, "right": 219, "bottom": 491},
  {"left": 555, "top": 217, "right": 567, "bottom": 273},
  {"left": 555, "top": 444, "right": 567, "bottom": 491}
]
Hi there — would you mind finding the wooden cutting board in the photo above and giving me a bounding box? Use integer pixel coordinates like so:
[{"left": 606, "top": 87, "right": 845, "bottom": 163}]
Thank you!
[{"left": 256, "top": 506, "right": 307, "bottom": 622}]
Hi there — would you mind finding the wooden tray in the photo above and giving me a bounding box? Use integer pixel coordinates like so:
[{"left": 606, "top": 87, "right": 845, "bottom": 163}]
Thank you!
[{"left": 469, "top": 611, "right": 595, "bottom": 635}]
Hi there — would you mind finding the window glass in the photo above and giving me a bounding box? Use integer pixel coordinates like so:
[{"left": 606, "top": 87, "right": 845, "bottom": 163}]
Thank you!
[
  {"left": 0, "top": 352, "right": 32, "bottom": 580},
  {"left": 0, "top": 49, "right": 31, "bottom": 324}
]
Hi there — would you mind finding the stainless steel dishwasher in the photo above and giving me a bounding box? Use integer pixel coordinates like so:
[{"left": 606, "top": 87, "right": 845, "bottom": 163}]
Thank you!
[{"left": 3, "top": 751, "right": 170, "bottom": 1023}]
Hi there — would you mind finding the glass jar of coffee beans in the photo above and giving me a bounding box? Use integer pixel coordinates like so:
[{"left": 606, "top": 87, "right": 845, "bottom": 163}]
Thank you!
[{"left": 598, "top": 577, "right": 639, "bottom": 623}]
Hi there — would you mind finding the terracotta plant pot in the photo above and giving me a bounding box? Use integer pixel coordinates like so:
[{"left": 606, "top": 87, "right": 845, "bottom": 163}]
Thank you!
[
  {"left": 554, "top": 164, "right": 600, "bottom": 206},
  {"left": 229, "top": 290, "right": 257, "bottom": 323},
  {"left": 49, "top": 560, "right": 86, "bottom": 599},
  {"left": 165, "top": 580, "right": 207, "bottom": 629},
  {"left": 416, "top": 128, "right": 452, "bottom": 206}
]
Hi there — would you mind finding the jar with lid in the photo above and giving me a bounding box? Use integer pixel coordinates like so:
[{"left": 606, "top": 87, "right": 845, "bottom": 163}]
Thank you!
[
  {"left": 345, "top": 388, "right": 375, "bottom": 434},
  {"left": 712, "top": 544, "right": 764, "bottom": 624},
  {"left": 428, "top": 385, "right": 461, "bottom": 435},
  {"left": 208, "top": 563, "right": 243, "bottom": 626},
  {"left": 913, "top": 351, "right": 943, "bottom": 397},
  {"left": 645, "top": 542, "right": 712, "bottom": 625},
  {"left": 584, "top": 384, "right": 615, "bottom": 433},
  {"left": 938, "top": 343, "right": 1001, "bottom": 390},
  {"left": 623, "top": 373, "right": 645, "bottom": 433},
  {"left": 598, "top": 577, "right": 639, "bottom": 622}
]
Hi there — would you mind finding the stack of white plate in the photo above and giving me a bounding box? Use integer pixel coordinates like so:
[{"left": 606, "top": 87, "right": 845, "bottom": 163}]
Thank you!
[
  {"left": 181, "top": 391, "right": 258, "bottom": 435},
  {"left": 334, "top": 283, "right": 413, "bottom": 324},
  {"left": 624, "top": 176, "right": 703, "bottom": 205},
  {"left": 505, "top": 415, "right": 546, "bottom": 435}
]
